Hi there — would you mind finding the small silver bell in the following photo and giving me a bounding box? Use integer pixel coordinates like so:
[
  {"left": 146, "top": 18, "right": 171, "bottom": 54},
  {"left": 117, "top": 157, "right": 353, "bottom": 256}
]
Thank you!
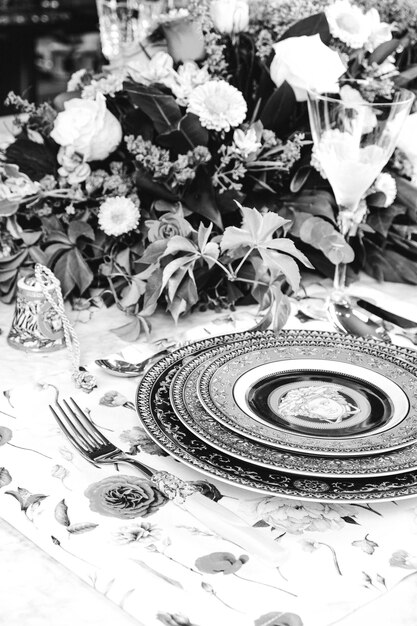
[{"left": 7, "top": 273, "right": 65, "bottom": 352}]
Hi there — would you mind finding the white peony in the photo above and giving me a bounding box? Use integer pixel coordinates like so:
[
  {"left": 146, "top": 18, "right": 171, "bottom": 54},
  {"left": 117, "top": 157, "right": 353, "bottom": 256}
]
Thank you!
[
  {"left": 50, "top": 93, "right": 122, "bottom": 162},
  {"left": 270, "top": 35, "right": 346, "bottom": 102},
  {"left": 127, "top": 51, "right": 178, "bottom": 90},
  {"left": 397, "top": 112, "right": 417, "bottom": 184},
  {"left": 325, "top": 0, "right": 391, "bottom": 51},
  {"left": 98, "top": 197, "right": 140, "bottom": 236},
  {"left": 187, "top": 80, "right": 247, "bottom": 132},
  {"left": 210, "top": 0, "right": 250, "bottom": 35},
  {"left": 233, "top": 127, "right": 262, "bottom": 158}
]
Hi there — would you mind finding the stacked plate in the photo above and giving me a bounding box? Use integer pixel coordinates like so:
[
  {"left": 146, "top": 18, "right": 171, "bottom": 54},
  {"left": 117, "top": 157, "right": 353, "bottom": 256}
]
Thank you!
[{"left": 136, "top": 329, "right": 417, "bottom": 503}]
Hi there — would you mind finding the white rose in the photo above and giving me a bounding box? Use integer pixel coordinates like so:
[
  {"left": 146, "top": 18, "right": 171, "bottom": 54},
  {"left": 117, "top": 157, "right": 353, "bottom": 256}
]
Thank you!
[
  {"left": 210, "top": 0, "right": 249, "bottom": 35},
  {"left": 270, "top": 35, "right": 346, "bottom": 102},
  {"left": 50, "top": 93, "right": 122, "bottom": 162}
]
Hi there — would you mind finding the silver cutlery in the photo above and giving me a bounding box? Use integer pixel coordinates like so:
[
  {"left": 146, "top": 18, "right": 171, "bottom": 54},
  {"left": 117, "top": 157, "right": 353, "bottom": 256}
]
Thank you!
[
  {"left": 328, "top": 302, "right": 391, "bottom": 340},
  {"left": 329, "top": 301, "right": 417, "bottom": 345},
  {"left": 354, "top": 298, "right": 417, "bottom": 333},
  {"left": 95, "top": 343, "right": 176, "bottom": 377},
  {"left": 50, "top": 397, "right": 284, "bottom": 568}
]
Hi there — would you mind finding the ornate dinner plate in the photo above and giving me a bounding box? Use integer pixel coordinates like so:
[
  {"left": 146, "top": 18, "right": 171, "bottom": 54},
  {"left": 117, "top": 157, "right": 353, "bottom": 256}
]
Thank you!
[
  {"left": 171, "top": 360, "right": 417, "bottom": 477},
  {"left": 136, "top": 333, "right": 417, "bottom": 502},
  {"left": 196, "top": 333, "right": 417, "bottom": 456}
]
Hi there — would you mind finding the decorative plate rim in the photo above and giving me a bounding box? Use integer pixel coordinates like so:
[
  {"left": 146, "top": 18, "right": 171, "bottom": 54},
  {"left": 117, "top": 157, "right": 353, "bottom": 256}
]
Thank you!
[
  {"left": 136, "top": 330, "right": 417, "bottom": 503},
  {"left": 170, "top": 361, "right": 417, "bottom": 478},
  {"left": 195, "top": 338, "right": 417, "bottom": 456}
]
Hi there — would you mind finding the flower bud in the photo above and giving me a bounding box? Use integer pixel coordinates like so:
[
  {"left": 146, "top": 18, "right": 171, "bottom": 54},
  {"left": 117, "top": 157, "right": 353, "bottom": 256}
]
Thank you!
[{"left": 210, "top": 0, "right": 249, "bottom": 35}]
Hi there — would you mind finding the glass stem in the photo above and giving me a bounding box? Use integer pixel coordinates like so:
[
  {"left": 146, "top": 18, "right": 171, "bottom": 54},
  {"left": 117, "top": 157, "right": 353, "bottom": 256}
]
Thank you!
[{"left": 333, "top": 262, "right": 347, "bottom": 294}]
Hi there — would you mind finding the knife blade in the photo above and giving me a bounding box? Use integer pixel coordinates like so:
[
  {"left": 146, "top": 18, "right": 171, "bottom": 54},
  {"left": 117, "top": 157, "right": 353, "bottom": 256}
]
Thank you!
[{"left": 355, "top": 298, "right": 417, "bottom": 330}]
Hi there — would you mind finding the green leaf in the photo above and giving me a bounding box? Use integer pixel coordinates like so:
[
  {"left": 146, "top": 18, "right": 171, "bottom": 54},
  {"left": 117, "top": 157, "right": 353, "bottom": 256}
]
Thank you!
[
  {"left": 364, "top": 241, "right": 417, "bottom": 284},
  {"left": 182, "top": 166, "right": 223, "bottom": 229},
  {"left": 162, "top": 255, "right": 195, "bottom": 291},
  {"left": 271, "top": 290, "right": 291, "bottom": 332},
  {"left": 53, "top": 248, "right": 94, "bottom": 296},
  {"left": 67, "top": 221, "right": 95, "bottom": 244},
  {"left": 20, "top": 230, "right": 42, "bottom": 246},
  {"left": 260, "top": 81, "right": 296, "bottom": 138},
  {"left": 279, "top": 12, "right": 331, "bottom": 44},
  {"left": 164, "top": 236, "right": 197, "bottom": 257},
  {"left": 267, "top": 238, "right": 314, "bottom": 267},
  {"left": 124, "top": 81, "right": 182, "bottom": 134},
  {"left": 0, "top": 248, "right": 28, "bottom": 270},
  {"left": 367, "top": 204, "right": 405, "bottom": 237},
  {"left": 394, "top": 176, "right": 417, "bottom": 222},
  {"left": 369, "top": 38, "right": 400, "bottom": 65},
  {"left": 259, "top": 248, "right": 301, "bottom": 291},
  {"left": 158, "top": 112, "right": 209, "bottom": 152},
  {"left": 140, "top": 240, "right": 169, "bottom": 264},
  {"left": 290, "top": 165, "right": 312, "bottom": 193},
  {"left": 0, "top": 199, "right": 19, "bottom": 217},
  {"left": 395, "top": 64, "right": 417, "bottom": 88},
  {"left": 141, "top": 268, "right": 163, "bottom": 316},
  {"left": 281, "top": 190, "right": 336, "bottom": 222}
]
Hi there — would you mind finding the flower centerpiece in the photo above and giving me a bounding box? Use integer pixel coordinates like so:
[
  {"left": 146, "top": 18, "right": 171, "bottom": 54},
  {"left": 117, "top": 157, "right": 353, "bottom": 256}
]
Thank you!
[{"left": 0, "top": 0, "right": 416, "bottom": 337}]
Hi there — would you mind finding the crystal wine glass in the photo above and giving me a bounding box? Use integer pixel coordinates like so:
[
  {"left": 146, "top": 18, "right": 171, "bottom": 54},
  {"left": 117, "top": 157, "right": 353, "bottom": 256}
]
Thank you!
[
  {"left": 306, "top": 84, "right": 414, "bottom": 302},
  {"left": 96, "top": 0, "right": 164, "bottom": 63}
]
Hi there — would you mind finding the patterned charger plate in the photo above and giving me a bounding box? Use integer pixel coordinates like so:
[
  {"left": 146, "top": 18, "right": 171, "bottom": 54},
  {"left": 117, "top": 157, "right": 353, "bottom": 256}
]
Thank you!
[
  {"left": 171, "top": 360, "right": 417, "bottom": 477},
  {"left": 197, "top": 333, "right": 417, "bottom": 456},
  {"left": 136, "top": 331, "right": 417, "bottom": 502}
]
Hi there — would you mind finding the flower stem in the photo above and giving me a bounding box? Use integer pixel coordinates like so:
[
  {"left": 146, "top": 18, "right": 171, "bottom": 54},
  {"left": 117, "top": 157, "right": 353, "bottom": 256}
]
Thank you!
[
  {"left": 317, "top": 542, "right": 342, "bottom": 576},
  {"left": 8, "top": 442, "right": 52, "bottom": 460},
  {"left": 234, "top": 573, "right": 297, "bottom": 596}
]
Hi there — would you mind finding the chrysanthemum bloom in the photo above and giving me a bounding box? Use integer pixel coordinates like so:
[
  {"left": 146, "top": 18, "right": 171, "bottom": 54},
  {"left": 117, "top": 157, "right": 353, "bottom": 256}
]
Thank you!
[
  {"left": 187, "top": 80, "right": 247, "bottom": 132},
  {"left": 98, "top": 196, "right": 140, "bottom": 236},
  {"left": 325, "top": 0, "right": 390, "bottom": 50}
]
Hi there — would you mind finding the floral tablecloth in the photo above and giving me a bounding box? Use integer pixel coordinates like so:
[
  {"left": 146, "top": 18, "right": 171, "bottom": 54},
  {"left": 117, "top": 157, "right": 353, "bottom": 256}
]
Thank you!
[{"left": 2, "top": 291, "right": 417, "bottom": 626}]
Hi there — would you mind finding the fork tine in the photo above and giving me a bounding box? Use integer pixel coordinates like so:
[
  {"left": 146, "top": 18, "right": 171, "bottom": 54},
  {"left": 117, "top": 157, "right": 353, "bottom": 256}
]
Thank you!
[
  {"left": 50, "top": 405, "right": 90, "bottom": 455},
  {"left": 58, "top": 399, "right": 103, "bottom": 449},
  {"left": 68, "top": 398, "right": 110, "bottom": 445}
]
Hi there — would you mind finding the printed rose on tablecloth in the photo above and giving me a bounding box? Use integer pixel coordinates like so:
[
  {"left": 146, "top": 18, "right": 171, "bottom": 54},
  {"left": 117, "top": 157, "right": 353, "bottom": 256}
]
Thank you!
[
  {"left": 84, "top": 475, "right": 168, "bottom": 519},
  {"left": 247, "top": 498, "right": 356, "bottom": 533},
  {"left": 50, "top": 93, "right": 122, "bottom": 161}
]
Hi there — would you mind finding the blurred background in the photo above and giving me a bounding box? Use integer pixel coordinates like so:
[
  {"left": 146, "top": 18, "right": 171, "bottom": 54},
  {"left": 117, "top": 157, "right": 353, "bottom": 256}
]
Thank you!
[{"left": 0, "top": 0, "right": 101, "bottom": 113}]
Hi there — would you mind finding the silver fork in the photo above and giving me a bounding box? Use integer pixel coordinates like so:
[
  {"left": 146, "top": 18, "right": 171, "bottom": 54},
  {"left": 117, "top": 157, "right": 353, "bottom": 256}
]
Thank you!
[{"left": 50, "top": 397, "right": 284, "bottom": 568}]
